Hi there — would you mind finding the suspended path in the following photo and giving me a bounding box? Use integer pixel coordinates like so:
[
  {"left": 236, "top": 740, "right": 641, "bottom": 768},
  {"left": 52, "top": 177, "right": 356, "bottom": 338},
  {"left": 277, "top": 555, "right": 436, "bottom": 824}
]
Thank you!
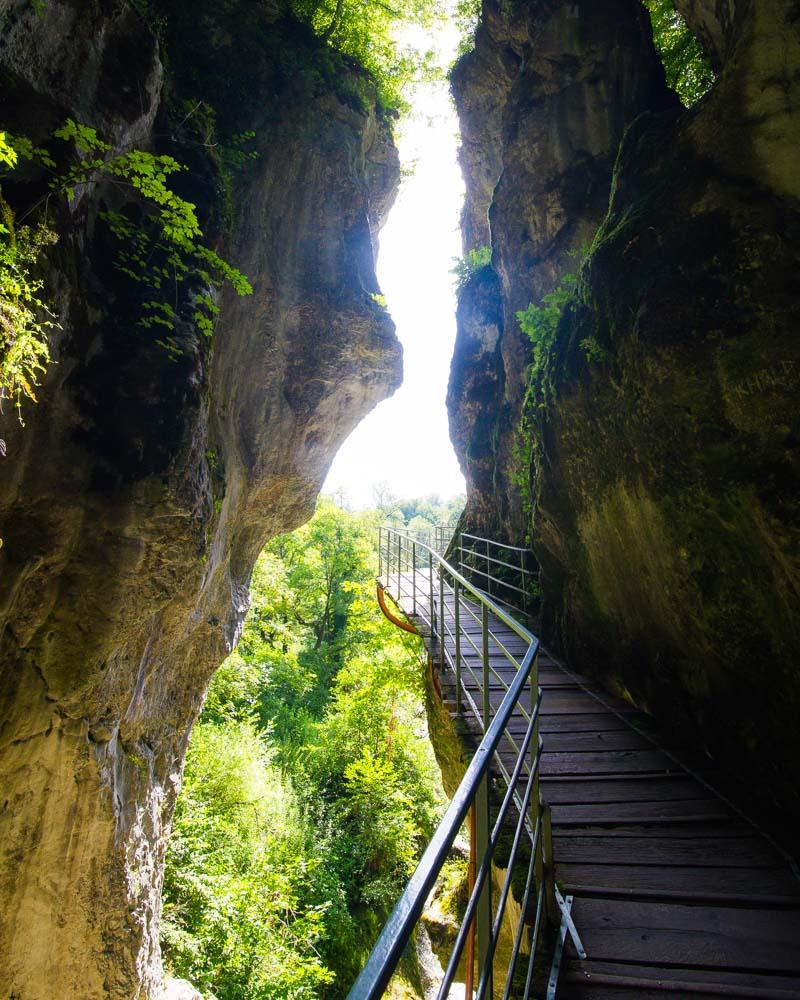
[{"left": 348, "top": 528, "right": 800, "bottom": 1000}]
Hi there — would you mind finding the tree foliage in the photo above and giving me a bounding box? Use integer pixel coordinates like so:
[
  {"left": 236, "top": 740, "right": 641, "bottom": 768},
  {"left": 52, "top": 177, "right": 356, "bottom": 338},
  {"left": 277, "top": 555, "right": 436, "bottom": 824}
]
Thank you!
[
  {"left": 162, "top": 721, "right": 333, "bottom": 1000},
  {"left": 642, "top": 0, "right": 714, "bottom": 107},
  {"left": 372, "top": 486, "right": 464, "bottom": 533},
  {"left": 452, "top": 0, "right": 481, "bottom": 58},
  {"left": 162, "top": 499, "right": 445, "bottom": 998},
  {"left": 289, "top": 0, "right": 441, "bottom": 113}
]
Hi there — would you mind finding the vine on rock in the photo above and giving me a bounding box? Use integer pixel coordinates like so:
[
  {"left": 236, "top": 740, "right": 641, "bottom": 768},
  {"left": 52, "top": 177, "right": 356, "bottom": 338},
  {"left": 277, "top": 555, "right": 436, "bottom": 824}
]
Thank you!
[
  {"left": 0, "top": 119, "right": 253, "bottom": 423},
  {"left": 0, "top": 132, "right": 59, "bottom": 422}
]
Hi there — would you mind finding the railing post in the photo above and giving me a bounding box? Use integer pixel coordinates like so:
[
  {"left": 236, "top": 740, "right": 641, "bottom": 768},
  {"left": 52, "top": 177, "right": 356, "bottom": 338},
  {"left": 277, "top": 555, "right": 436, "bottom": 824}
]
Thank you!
[
  {"left": 542, "top": 801, "right": 559, "bottom": 928},
  {"left": 378, "top": 527, "right": 383, "bottom": 580},
  {"left": 412, "top": 541, "right": 417, "bottom": 615},
  {"left": 454, "top": 581, "right": 462, "bottom": 713},
  {"left": 475, "top": 771, "right": 493, "bottom": 1000},
  {"left": 485, "top": 537, "right": 491, "bottom": 599},
  {"left": 429, "top": 550, "right": 435, "bottom": 639},
  {"left": 385, "top": 528, "right": 391, "bottom": 590},
  {"left": 396, "top": 531, "right": 402, "bottom": 599},
  {"left": 482, "top": 603, "right": 490, "bottom": 730},
  {"left": 477, "top": 600, "right": 494, "bottom": 996},
  {"left": 438, "top": 568, "right": 445, "bottom": 664},
  {"left": 530, "top": 650, "right": 539, "bottom": 839}
]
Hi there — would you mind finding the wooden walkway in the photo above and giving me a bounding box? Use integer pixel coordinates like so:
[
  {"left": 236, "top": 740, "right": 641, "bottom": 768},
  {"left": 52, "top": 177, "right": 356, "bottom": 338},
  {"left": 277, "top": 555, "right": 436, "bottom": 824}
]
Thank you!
[{"left": 388, "top": 575, "right": 800, "bottom": 999}]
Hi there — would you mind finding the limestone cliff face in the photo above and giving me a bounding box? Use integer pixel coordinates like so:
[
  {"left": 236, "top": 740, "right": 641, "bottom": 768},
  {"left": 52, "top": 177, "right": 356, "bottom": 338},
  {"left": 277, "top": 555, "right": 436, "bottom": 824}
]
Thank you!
[
  {"left": 450, "top": 0, "right": 800, "bottom": 829},
  {"left": 449, "top": 0, "right": 673, "bottom": 538},
  {"left": 0, "top": 2, "right": 401, "bottom": 996}
]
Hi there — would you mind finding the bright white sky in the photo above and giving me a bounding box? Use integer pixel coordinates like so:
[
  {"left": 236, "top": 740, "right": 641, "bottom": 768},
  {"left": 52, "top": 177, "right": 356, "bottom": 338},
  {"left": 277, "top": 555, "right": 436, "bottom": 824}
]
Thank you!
[{"left": 323, "top": 23, "right": 467, "bottom": 509}]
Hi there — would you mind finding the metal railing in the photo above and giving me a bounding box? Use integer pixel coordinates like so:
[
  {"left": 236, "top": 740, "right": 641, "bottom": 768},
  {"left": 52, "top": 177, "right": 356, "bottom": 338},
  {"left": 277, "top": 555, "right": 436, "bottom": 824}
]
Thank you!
[
  {"left": 352, "top": 529, "right": 561, "bottom": 999},
  {"left": 459, "top": 534, "right": 538, "bottom": 623},
  {"left": 389, "top": 523, "right": 455, "bottom": 555},
  {"left": 383, "top": 527, "right": 538, "bottom": 623}
]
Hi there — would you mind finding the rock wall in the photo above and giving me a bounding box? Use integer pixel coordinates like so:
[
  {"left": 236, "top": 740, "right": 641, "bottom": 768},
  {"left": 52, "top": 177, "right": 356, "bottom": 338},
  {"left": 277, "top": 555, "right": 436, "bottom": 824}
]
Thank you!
[
  {"left": 0, "top": 2, "right": 401, "bottom": 996},
  {"left": 449, "top": 0, "right": 673, "bottom": 537},
  {"left": 450, "top": 0, "right": 800, "bottom": 831}
]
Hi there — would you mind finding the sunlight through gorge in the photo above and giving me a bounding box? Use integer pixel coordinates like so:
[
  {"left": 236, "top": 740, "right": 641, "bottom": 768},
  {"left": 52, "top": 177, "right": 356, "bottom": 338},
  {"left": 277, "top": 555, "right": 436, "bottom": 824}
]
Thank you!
[{"left": 323, "top": 23, "right": 467, "bottom": 509}]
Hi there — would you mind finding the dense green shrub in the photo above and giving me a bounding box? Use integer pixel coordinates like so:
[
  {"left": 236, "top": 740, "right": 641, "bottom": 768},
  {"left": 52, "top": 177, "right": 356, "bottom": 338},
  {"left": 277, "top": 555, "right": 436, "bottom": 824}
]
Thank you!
[
  {"left": 162, "top": 721, "right": 333, "bottom": 1000},
  {"left": 162, "top": 500, "right": 445, "bottom": 998}
]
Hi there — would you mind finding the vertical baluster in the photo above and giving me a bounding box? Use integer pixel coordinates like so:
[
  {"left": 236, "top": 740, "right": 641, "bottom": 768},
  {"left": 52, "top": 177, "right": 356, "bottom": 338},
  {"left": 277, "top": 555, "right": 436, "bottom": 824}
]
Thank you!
[
  {"left": 438, "top": 567, "right": 445, "bottom": 666},
  {"left": 386, "top": 528, "right": 391, "bottom": 590},
  {"left": 542, "top": 802, "right": 558, "bottom": 928},
  {"left": 485, "top": 538, "right": 491, "bottom": 598},
  {"left": 475, "top": 770, "right": 493, "bottom": 1000},
  {"left": 481, "top": 603, "right": 490, "bottom": 730},
  {"left": 429, "top": 550, "right": 434, "bottom": 640},
  {"left": 530, "top": 649, "right": 540, "bottom": 851},
  {"left": 396, "top": 531, "right": 401, "bottom": 600},
  {"left": 454, "top": 581, "right": 462, "bottom": 714},
  {"left": 412, "top": 541, "right": 417, "bottom": 615},
  {"left": 478, "top": 599, "right": 493, "bottom": 996}
]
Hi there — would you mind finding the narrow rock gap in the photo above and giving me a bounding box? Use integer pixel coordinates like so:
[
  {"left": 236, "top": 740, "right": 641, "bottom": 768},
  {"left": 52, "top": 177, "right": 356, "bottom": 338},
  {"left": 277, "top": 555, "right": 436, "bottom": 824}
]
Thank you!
[{"left": 325, "top": 21, "right": 467, "bottom": 508}]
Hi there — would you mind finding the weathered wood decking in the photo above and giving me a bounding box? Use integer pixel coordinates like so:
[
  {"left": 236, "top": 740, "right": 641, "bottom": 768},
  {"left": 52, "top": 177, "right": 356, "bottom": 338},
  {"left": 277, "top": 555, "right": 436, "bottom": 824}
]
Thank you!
[{"left": 388, "top": 574, "right": 800, "bottom": 999}]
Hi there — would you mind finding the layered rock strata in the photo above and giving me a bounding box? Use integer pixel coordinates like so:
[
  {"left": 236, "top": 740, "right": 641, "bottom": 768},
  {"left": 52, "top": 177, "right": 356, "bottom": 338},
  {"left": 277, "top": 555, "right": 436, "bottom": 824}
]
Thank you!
[{"left": 0, "top": 1, "right": 401, "bottom": 995}]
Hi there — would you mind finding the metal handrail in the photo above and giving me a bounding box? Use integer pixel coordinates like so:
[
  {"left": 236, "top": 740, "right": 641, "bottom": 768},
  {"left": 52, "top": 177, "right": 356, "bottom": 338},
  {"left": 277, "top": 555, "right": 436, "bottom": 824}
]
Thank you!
[
  {"left": 462, "top": 532, "right": 530, "bottom": 554},
  {"left": 458, "top": 533, "right": 539, "bottom": 623},
  {"left": 390, "top": 524, "right": 455, "bottom": 556},
  {"left": 352, "top": 529, "right": 562, "bottom": 1000},
  {"left": 348, "top": 641, "right": 538, "bottom": 1000},
  {"left": 381, "top": 529, "right": 535, "bottom": 645}
]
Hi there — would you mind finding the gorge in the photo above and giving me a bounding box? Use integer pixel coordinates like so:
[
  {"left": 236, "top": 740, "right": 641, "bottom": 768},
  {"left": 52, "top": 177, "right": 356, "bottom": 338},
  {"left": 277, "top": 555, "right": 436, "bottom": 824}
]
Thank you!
[{"left": 1, "top": 0, "right": 799, "bottom": 997}]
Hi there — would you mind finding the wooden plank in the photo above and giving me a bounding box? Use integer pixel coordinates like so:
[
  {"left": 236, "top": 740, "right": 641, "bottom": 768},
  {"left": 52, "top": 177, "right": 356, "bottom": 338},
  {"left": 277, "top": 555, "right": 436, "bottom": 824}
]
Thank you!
[
  {"left": 559, "top": 981, "right": 800, "bottom": 1000},
  {"left": 557, "top": 863, "right": 800, "bottom": 899},
  {"left": 542, "top": 701, "right": 644, "bottom": 717},
  {"left": 538, "top": 713, "right": 634, "bottom": 733},
  {"left": 540, "top": 750, "right": 675, "bottom": 776},
  {"left": 560, "top": 960, "right": 800, "bottom": 998},
  {"left": 553, "top": 822, "right": 757, "bottom": 841},
  {"left": 516, "top": 730, "right": 653, "bottom": 753},
  {"left": 550, "top": 797, "right": 731, "bottom": 825},
  {"left": 567, "top": 897, "right": 800, "bottom": 971},
  {"left": 541, "top": 776, "right": 712, "bottom": 804},
  {"left": 559, "top": 988, "right": 688, "bottom": 999},
  {"left": 455, "top": 706, "right": 652, "bottom": 736}
]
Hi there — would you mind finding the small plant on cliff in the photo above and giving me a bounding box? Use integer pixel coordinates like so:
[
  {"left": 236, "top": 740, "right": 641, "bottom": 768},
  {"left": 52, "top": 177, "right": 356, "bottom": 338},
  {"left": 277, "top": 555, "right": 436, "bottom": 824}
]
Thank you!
[
  {"left": 453, "top": 0, "right": 481, "bottom": 58},
  {"left": 0, "top": 132, "right": 59, "bottom": 420},
  {"left": 580, "top": 334, "right": 609, "bottom": 364},
  {"left": 450, "top": 244, "right": 491, "bottom": 293},
  {"left": 517, "top": 271, "right": 577, "bottom": 408},
  {"left": 642, "top": 0, "right": 714, "bottom": 107}
]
